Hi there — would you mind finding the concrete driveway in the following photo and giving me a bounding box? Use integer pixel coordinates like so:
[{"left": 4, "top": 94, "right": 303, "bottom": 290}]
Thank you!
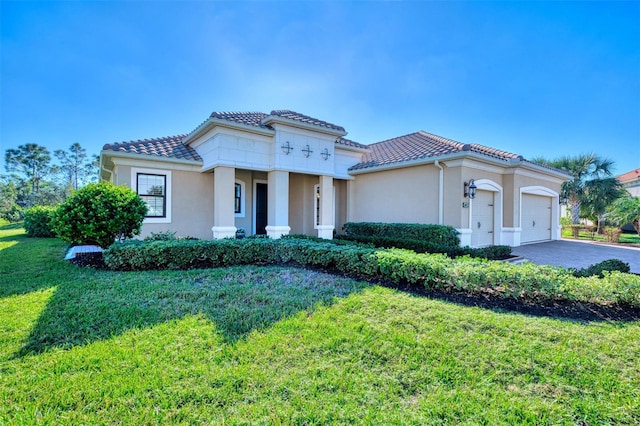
[{"left": 511, "top": 239, "right": 640, "bottom": 273}]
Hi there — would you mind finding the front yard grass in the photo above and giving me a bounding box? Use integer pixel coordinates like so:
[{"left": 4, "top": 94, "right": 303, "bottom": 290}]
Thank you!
[
  {"left": 562, "top": 227, "right": 640, "bottom": 245},
  {"left": 1, "top": 224, "right": 639, "bottom": 424}
]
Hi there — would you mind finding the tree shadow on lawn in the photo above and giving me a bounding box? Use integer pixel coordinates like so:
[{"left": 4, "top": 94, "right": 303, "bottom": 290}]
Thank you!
[
  {"left": 15, "top": 265, "right": 368, "bottom": 357},
  {"left": 0, "top": 234, "right": 69, "bottom": 298}
]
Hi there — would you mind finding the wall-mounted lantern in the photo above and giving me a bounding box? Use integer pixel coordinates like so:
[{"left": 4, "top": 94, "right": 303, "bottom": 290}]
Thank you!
[
  {"left": 320, "top": 148, "right": 331, "bottom": 161},
  {"left": 302, "top": 144, "right": 313, "bottom": 158},
  {"left": 464, "top": 179, "right": 477, "bottom": 199},
  {"left": 281, "top": 141, "right": 293, "bottom": 155},
  {"left": 559, "top": 194, "right": 568, "bottom": 205}
]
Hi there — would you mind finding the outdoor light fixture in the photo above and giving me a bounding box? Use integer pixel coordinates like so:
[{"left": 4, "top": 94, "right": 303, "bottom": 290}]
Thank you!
[
  {"left": 281, "top": 141, "right": 293, "bottom": 155},
  {"left": 320, "top": 148, "right": 331, "bottom": 160},
  {"left": 302, "top": 144, "right": 313, "bottom": 158},
  {"left": 464, "top": 179, "right": 477, "bottom": 199}
]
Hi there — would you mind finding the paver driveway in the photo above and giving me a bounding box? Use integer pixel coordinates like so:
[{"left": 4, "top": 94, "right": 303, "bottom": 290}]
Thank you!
[{"left": 511, "top": 239, "right": 640, "bottom": 273}]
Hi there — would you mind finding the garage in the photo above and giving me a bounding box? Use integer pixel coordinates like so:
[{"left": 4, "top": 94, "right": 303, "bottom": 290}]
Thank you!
[
  {"left": 471, "top": 190, "right": 495, "bottom": 247},
  {"left": 521, "top": 193, "right": 552, "bottom": 243}
]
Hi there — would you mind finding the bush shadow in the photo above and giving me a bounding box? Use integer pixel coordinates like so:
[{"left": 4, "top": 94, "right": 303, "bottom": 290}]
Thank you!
[
  {"left": 0, "top": 230, "right": 68, "bottom": 298},
  {"left": 16, "top": 265, "right": 367, "bottom": 357}
]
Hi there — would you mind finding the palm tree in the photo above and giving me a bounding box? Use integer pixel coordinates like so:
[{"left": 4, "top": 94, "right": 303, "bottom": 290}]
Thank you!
[
  {"left": 582, "top": 177, "right": 624, "bottom": 232},
  {"left": 535, "top": 154, "right": 618, "bottom": 224}
]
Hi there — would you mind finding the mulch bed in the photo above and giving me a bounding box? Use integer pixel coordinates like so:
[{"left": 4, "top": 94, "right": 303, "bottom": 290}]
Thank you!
[{"left": 384, "top": 281, "right": 640, "bottom": 323}]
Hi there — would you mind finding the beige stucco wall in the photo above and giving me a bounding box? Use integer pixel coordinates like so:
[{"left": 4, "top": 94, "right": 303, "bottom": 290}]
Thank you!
[
  {"left": 350, "top": 160, "right": 565, "bottom": 240},
  {"left": 113, "top": 164, "right": 214, "bottom": 239},
  {"left": 351, "top": 164, "right": 440, "bottom": 225},
  {"left": 287, "top": 174, "right": 347, "bottom": 236},
  {"left": 509, "top": 171, "right": 563, "bottom": 228},
  {"left": 288, "top": 173, "right": 318, "bottom": 235}
]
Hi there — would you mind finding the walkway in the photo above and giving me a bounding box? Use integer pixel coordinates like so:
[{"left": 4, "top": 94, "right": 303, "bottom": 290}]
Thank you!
[{"left": 511, "top": 239, "right": 640, "bottom": 273}]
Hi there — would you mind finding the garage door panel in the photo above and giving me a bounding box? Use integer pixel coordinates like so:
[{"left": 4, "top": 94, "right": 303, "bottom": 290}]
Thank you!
[
  {"left": 521, "top": 194, "right": 552, "bottom": 243},
  {"left": 471, "top": 190, "right": 494, "bottom": 247}
]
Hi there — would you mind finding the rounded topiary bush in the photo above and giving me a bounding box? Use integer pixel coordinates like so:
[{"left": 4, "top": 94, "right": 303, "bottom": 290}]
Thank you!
[
  {"left": 23, "top": 205, "right": 58, "bottom": 237},
  {"left": 52, "top": 182, "right": 148, "bottom": 248}
]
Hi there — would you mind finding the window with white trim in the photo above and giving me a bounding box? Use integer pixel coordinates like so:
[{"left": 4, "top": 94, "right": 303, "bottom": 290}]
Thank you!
[
  {"left": 137, "top": 173, "right": 166, "bottom": 217},
  {"left": 131, "top": 168, "right": 172, "bottom": 224},
  {"left": 314, "top": 184, "right": 320, "bottom": 227},
  {"left": 235, "top": 179, "right": 246, "bottom": 217},
  {"left": 313, "top": 184, "right": 335, "bottom": 228}
]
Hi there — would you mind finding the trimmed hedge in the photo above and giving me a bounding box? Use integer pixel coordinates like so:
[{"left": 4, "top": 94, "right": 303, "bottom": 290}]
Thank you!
[
  {"left": 23, "top": 206, "right": 57, "bottom": 238},
  {"left": 103, "top": 239, "right": 640, "bottom": 306},
  {"left": 571, "top": 259, "right": 630, "bottom": 278},
  {"left": 342, "top": 222, "right": 460, "bottom": 247},
  {"left": 337, "top": 234, "right": 512, "bottom": 260}
]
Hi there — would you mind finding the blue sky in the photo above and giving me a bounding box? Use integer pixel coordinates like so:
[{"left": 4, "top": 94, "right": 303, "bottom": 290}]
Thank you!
[{"left": 1, "top": 1, "right": 639, "bottom": 175}]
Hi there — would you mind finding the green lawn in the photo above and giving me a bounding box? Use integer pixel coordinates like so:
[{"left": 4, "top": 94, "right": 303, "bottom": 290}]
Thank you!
[
  {"left": 1, "top": 224, "right": 639, "bottom": 424},
  {"left": 561, "top": 227, "right": 640, "bottom": 245}
]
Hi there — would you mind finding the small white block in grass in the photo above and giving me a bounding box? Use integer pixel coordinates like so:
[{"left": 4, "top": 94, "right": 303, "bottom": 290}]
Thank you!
[{"left": 64, "top": 245, "right": 103, "bottom": 260}]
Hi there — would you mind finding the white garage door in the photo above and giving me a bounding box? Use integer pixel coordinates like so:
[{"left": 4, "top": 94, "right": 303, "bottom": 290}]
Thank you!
[
  {"left": 521, "top": 194, "right": 552, "bottom": 244},
  {"left": 471, "top": 190, "right": 495, "bottom": 247}
]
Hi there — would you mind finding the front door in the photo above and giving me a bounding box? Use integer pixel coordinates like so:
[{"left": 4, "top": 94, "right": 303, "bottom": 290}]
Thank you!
[{"left": 255, "top": 183, "right": 268, "bottom": 235}]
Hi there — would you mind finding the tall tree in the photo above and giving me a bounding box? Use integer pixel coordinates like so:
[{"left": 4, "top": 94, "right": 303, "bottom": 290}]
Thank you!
[
  {"left": 4, "top": 143, "right": 52, "bottom": 194},
  {"left": 608, "top": 195, "right": 640, "bottom": 236},
  {"left": 582, "top": 177, "right": 624, "bottom": 233},
  {"left": 54, "top": 142, "right": 89, "bottom": 190},
  {"left": 535, "top": 154, "right": 617, "bottom": 224},
  {"left": 85, "top": 154, "right": 100, "bottom": 184}
]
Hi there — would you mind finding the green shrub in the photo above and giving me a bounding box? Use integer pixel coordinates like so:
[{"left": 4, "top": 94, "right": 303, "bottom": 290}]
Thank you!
[
  {"left": 342, "top": 222, "right": 460, "bottom": 247},
  {"left": 1, "top": 204, "right": 24, "bottom": 222},
  {"left": 52, "top": 182, "right": 148, "bottom": 248},
  {"left": 462, "top": 245, "right": 513, "bottom": 260},
  {"left": 337, "top": 234, "right": 511, "bottom": 260},
  {"left": 103, "top": 238, "right": 640, "bottom": 306},
  {"left": 23, "top": 206, "right": 57, "bottom": 238},
  {"left": 145, "top": 231, "right": 178, "bottom": 241},
  {"left": 603, "top": 227, "right": 622, "bottom": 243},
  {"left": 571, "top": 259, "right": 631, "bottom": 278}
]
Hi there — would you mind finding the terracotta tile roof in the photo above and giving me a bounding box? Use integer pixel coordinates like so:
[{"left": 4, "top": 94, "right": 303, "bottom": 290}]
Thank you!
[
  {"left": 350, "top": 131, "right": 522, "bottom": 171},
  {"left": 102, "top": 134, "right": 202, "bottom": 162},
  {"left": 209, "top": 111, "right": 271, "bottom": 129},
  {"left": 617, "top": 168, "right": 640, "bottom": 184},
  {"left": 268, "top": 110, "right": 346, "bottom": 132},
  {"left": 336, "top": 136, "right": 368, "bottom": 149}
]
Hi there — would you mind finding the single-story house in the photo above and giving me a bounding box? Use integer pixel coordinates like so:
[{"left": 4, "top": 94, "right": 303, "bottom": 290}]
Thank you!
[
  {"left": 617, "top": 168, "right": 639, "bottom": 232},
  {"left": 618, "top": 168, "right": 640, "bottom": 198},
  {"left": 100, "top": 110, "right": 570, "bottom": 247}
]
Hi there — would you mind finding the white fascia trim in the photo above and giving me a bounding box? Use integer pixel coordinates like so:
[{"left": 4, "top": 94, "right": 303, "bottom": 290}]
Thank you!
[
  {"left": 104, "top": 150, "right": 202, "bottom": 167},
  {"left": 112, "top": 157, "right": 202, "bottom": 173},
  {"left": 261, "top": 115, "right": 347, "bottom": 137},
  {"left": 334, "top": 143, "right": 369, "bottom": 153},
  {"left": 348, "top": 151, "right": 514, "bottom": 175},
  {"left": 183, "top": 117, "right": 275, "bottom": 145}
]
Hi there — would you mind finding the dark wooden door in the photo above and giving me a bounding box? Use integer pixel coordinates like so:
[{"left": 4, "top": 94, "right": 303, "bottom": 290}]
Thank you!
[{"left": 255, "top": 183, "right": 268, "bottom": 235}]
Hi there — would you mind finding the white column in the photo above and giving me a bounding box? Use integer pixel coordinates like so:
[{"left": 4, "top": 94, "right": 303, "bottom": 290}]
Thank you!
[
  {"left": 317, "top": 175, "right": 334, "bottom": 239},
  {"left": 265, "top": 170, "right": 290, "bottom": 238},
  {"left": 211, "top": 166, "right": 236, "bottom": 239}
]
